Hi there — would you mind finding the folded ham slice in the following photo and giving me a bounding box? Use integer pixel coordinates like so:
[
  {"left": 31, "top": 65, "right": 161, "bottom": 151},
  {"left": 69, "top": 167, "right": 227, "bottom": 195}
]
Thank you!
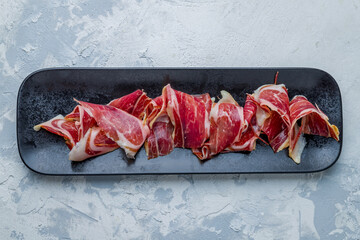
[
  {"left": 35, "top": 90, "right": 152, "bottom": 161},
  {"left": 289, "top": 95, "right": 340, "bottom": 163},
  {"left": 253, "top": 84, "right": 291, "bottom": 152},
  {"left": 145, "top": 85, "right": 212, "bottom": 159},
  {"left": 75, "top": 100, "right": 150, "bottom": 158},
  {"left": 65, "top": 105, "right": 96, "bottom": 141},
  {"left": 193, "top": 91, "right": 245, "bottom": 160},
  {"left": 226, "top": 94, "right": 268, "bottom": 152},
  {"left": 69, "top": 126, "right": 118, "bottom": 161},
  {"left": 145, "top": 94, "right": 174, "bottom": 159},
  {"left": 34, "top": 115, "right": 79, "bottom": 150},
  {"left": 108, "top": 89, "right": 152, "bottom": 120},
  {"left": 163, "top": 84, "right": 211, "bottom": 149}
]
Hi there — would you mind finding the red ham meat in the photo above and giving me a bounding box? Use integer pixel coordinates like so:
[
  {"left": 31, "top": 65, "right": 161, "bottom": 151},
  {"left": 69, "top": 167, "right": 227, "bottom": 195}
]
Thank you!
[
  {"left": 145, "top": 85, "right": 212, "bottom": 159},
  {"left": 76, "top": 100, "right": 150, "bottom": 158},
  {"left": 145, "top": 94, "right": 174, "bottom": 159},
  {"left": 226, "top": 95, "right": 268, "bottom": 152},
  {"left": 69, "top": 126, "right": 118, "bottom": 161},
  {"left": 193, "top": 91, "right": 245, "bottom": 160},
  {"left": 109, "top": 89, "right": 152, "bottom": 120},
  {"left": 252, "top": 84, "right": 291, "bottom": 152},
  {"left": 35, "top": 90, "right": 152, "bottom": 161},
  {"left": 64, "top": 105, "right": 118, "bottom": 161},
  {"left": 162, "top": 84, "right": 211, "bottom": 148},
  {"left": 289, "top": 95, "right": 340, "bottom": 163},
  {"left": 34, "top": 115, "right": 79, "bottom": 150},
  {"left": 65, "top": 105, "right": 96, "bottom": 141}
]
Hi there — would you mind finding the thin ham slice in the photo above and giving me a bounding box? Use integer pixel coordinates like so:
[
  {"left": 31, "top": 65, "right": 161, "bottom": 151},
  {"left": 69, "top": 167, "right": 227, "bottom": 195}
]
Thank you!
[
  {"left": 108, "top": 89, "right": 152, "bottom": 120},
  {"left": 34, "top": 115, "right": 79, "bottom": 150},
  {"left": 69, "top": 127, "right": 118, "bottom": 161},
  {"left": 145, "top": 94, "right": 174, "bottom": 159},
  {"left": 163, "top": 84, "right": 211, "bottom": 149},
  {"left": 145, "top": 85, "right": 212, "bottom": 159},
  {"left": 226, "top": 95, "right": 267, "bottom": 152},
  {"left": 252, "top": 84, "right": 291, "bottom": 152},
  {"left": 193, "top": 91, "right": 245, "bottom": 160},
  {"left": 76, "top": 100, "right": 150, "bottom": 158},
  {"left": 65, "top": 105, "right": 96, "bottom": 141},
  {"left": 289, "top": 95, "right": 340, "bottom": 163}
]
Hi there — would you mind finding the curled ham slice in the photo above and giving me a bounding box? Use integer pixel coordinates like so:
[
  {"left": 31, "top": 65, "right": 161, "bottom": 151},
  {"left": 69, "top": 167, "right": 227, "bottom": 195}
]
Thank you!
[
  {"left": 108, "top": 89, "right": 152, "bottom": 120},
  {"left": 289, "top": 95, "right": 340, "bottom": 163},
  {"left": 226, "top": 95, "right": 267, "bottom": 152},
  {"left": 65, "top": 105, "right": 96, "bottom": 141},
  {"left": 34, "top": 115, "right": 79, "bottom": 150},
  {"left": 163, "top": 84, "right": 211, "bottom": 149},
  {"left": 144, "top": 93, "right": 175, "bottom": 159},
  {"left": 76, "top": 100, "right": 150, "bottom": 159},
  {"left": 69, "top": 127, "right": 118, "bottom": 161},
  {"left": 253, "top": 84, "right": 291, "bottom": 152},
  {"left": 193, "top": 91, "right": 245, "bottom": 160}
]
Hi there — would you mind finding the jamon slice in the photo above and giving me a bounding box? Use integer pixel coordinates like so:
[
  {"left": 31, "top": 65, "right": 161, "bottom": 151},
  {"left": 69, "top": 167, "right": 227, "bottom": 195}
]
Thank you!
[
  {"left": 76, "top": 100, "right": 150, "bottom": 158},
  {"left": 193, "top": 91, "right": 245, "bottom": 160},
  {"left": 69, "top": 127, "right": 118, "bottom": 161},
  {"left": 145, "top": 86, "right": 212, "bottom": 159},
  {"left": 289, "top": 95, "right": 340, "bottom": 163},
  {"left": 108, "top": 89, "right": 152, "bottom": 120},
  {"left": 65, "top": 105, "right": 96, "bottom": 141},
  {"left": 253, "top": 84, "right": 291, "bottom": 152},
  {"left": 34, "top": 115, "right": 79, "bottom": 150},
  {"left": 162, "top": 84, "right": 211, "bottom": 148},
  {"left": 226, "top": 95, "right": 268, "bottom": 152},
  {"left": 145, "top": 114, "right": 174, "bottom": 159},
  {"left": 145, "top": 95, "right": 174, "bottom": 159}
]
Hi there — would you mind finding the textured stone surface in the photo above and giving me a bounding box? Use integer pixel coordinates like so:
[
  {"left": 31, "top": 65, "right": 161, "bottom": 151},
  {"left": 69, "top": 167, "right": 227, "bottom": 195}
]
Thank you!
[{"left": 1, "top": 0, "right": 359, "bottom": 239}]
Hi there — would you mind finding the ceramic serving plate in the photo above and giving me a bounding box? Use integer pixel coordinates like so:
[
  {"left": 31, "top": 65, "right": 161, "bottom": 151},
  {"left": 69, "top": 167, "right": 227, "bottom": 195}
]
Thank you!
[{"left": 16, "top": 68, "right": 342, "bottom": 175}]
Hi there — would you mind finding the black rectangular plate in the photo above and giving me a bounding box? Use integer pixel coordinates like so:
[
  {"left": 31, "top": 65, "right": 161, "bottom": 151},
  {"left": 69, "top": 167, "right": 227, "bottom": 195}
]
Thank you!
[{"left": 17, "top": 68, "right": 342, "bottom": 175}]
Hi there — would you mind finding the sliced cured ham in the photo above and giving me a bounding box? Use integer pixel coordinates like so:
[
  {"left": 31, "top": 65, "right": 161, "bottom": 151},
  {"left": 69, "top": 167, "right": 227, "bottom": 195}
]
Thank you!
[
  {"left": 34, "top": 79, "right": 341, "bottom": 164},
  {"left": 65, "top": 105, "right": 96, "bottom": 141},
  {"left": 145, "top": 114, "right": 174, "bottom": 159},
  {"left": 69, "top": 127, "right": 118, "bottom": 161},
  {"left": 289, "top": 95, "right": 340, "bottom": 163},
  {"left": 193, "top": 91, "right": 245, "bottom": 160},
  {"left": 253, "top": 84, "right": 291, "bottom": 152},
  {"left": 76, "top": 100, "right": 150, "bottom": 158},
  {"left": 226, "top": 95, "right": 267, "bottom": 152},
  {"left": 145, "top": 94, "right": 174, "bottom": 159},
  {"left": 108, "top": 89, "right": 152, "bottom": 120},
  {"left": 162, "top": 84, "right": 211, "bottom": 149},
  {"left": 34, "top": 115, "right": 79, "bottom": 150}
]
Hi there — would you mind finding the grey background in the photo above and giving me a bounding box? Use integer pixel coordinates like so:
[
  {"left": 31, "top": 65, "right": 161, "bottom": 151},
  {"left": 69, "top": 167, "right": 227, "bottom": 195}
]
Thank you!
[{"left": 1, "top": 0, "right": 359, "bottom": 239}]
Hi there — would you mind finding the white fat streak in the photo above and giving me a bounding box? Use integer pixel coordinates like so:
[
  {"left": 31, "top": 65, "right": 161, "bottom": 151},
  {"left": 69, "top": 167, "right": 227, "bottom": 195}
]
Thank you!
[
  {"left": 276, "top": 131, "right": 290, "bottom": 152},
  {"left": 289, "top": 130, "right": 307, "bottom": 164},
  {"left": 226, "top": 141, "right": 250, "bottom": 151},
  {"left": 114, "top": 123, "right": 150, "bottom": 159},
  {"left": 255, "top": 106, "right": 269, "bottom": 127},
  {"left": 253, "top": 84, "right": 289, "bottom": 123},
  {"left": 253, "top": 84, "right": 287, "bottom": 101},
  {"left": 218, "top": 90, "right": 238, "bottom": 105},
  {"left": 204, "top": 108, "right": 210, "bottom": 139},
  {"left": 209, "top": 102, "right": 219, "bottom": 122},
  {"left": 69, "top": 128, "right": 91, "bottom": 161},
  {"left": 165, "top": 85, "right": 183, "bottom": 146},
  {"left": 33, "top": 114, "right": 64, "bottom": 131},
  {"left": 315, "top": 103, "right": 329, "bottom": 121},
  {"left": 210, "top": 90, "right": 237, "bottom": 122},
  {"left": 69, "top": 127, "right": 118, "bottom": 161}
]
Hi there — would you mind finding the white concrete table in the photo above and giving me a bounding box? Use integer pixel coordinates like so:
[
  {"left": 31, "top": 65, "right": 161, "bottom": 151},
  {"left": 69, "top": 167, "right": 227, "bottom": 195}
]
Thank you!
[{"left": 1, "top": 1, "right": 359, "bottom": 239}]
